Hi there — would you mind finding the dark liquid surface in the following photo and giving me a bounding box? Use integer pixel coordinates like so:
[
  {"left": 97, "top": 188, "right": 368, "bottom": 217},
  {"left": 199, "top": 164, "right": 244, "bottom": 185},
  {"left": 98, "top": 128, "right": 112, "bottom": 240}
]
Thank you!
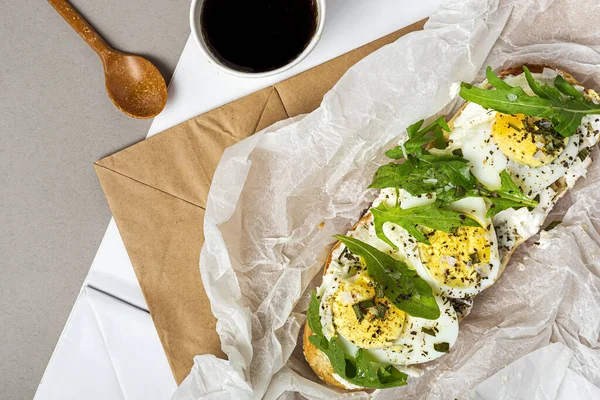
[{"left": 201, "top": 0, "right": 318, "bottom": 73}]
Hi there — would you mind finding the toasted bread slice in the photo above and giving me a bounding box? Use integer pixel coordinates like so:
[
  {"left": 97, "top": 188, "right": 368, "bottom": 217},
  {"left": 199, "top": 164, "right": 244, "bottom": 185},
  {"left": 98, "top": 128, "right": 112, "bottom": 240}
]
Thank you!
[{"left": 303, "top": 65, "right": 594, "bottom": 390}]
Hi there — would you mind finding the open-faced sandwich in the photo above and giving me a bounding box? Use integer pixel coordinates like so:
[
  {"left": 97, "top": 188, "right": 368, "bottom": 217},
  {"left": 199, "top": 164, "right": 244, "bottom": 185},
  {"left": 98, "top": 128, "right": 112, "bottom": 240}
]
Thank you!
[{"left": 303, "top": 65, "right": 600, "bottom": 390}]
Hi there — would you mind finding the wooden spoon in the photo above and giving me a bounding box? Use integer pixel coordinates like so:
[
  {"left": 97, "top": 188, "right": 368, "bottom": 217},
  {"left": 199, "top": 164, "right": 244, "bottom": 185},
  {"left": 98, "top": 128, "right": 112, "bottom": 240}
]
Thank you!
[{"left": 48, "top": 0, "right": 167, "bottom": 119}]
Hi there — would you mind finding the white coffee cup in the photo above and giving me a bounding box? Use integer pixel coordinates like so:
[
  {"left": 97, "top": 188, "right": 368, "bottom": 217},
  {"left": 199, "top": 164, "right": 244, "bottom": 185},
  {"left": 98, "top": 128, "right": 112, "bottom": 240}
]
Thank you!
[{"left": 189, "top": 0, "right": 326, "bottom": 78}]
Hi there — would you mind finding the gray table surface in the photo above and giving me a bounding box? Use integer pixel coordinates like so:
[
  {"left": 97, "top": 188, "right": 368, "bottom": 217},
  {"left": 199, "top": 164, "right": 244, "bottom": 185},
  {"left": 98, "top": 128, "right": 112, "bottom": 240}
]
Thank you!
[{"left": 0, "top": 1, "right": 191, "bottom": 398}]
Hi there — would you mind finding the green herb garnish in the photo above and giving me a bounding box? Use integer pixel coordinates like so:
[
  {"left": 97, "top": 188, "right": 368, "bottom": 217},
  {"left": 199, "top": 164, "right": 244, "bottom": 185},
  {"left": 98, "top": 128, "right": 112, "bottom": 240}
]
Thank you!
[
  {"left": 386, "top": 119, "right": 450, "bottom": 158},
  {"left": 372, "top": 155, "right": 536, "bottom": 220},
  {"left": 507, "top": 121, "right": 522, "bottom": 132},
  {"left": 421, "top": 327, "right": 437, "bottom": 336},
  {"left": 401, "top": 117, "right": 450, "bottom": 154},
  {"left": 469, "top": 252, "right": 481, "bottom": 264},
  {"left": 578, "top": 148, "right": 590, "bottom": 161},
  {"left": 307, "top": 292, "right": 408, "bottom": 389},
  {"left": 371, "top": 201, "right": 480, "bottom": 246},
  {"left": 359, "top": 299, "right": 376, "bottom": 309},
  {"left": 459, "top": 66, "right": 600, "bottom": 137},
  {"left": 352, "top": 303, "right": 364, "bottom": 322},
  {"left": 375, "top": 303, "right": 388, "bottom": 320},
  {"left": 433, "top": 342, "right": 450, "bottom": 353},
  {"left": 351, "top": 298, "right": 390, "bottom": 322},
  {"left": 335, "top": 235, "right": 440, "bottom": 320},
  {"left": 370, "top": 152, "right": 474, "bottom": 200},
  {"left": 477, "top": 170, "right": 538, "bottom": 217}
]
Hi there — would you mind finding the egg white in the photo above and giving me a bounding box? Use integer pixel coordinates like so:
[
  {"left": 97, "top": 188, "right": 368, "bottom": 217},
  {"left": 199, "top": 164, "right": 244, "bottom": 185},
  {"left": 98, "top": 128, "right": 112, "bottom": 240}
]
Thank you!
[{"left": 448, "top": 104, "right": 507, "bottom": 190}]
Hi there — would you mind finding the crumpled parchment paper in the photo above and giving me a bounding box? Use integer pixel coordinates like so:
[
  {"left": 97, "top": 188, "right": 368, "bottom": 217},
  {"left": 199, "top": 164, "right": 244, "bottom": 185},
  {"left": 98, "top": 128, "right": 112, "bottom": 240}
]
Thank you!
[
  {"left": 470, "top": 343, "right": 600, "bottom": 400},
  {"left": 172, "top": 0, "right": 600, "bottom": 399}
]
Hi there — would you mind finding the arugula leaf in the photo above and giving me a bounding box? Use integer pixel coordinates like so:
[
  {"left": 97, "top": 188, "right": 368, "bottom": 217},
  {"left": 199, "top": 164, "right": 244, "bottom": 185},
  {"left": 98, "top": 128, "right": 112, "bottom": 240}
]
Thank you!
[
  {"left": 406, "top": 119, "right": 424, "bottom": 138},
  {"left": 460, "top": 79, "right": 554, "bottom": 119},
  {"left": 436, "top": 117, "right": 451, "bottom": 133},
  {"left": 411, "top": 117, "right": 449, "bottom": 138},
  {"left": 418, "top": 154, "right": 475, "bottom": 190},
  {"left": 433, "top": 126, "right": 447, "bottom": 149},
  {"left": 370, "top": 153, "right": 474, "bottom": 198},
  {"left": 460, "top": 66, "right": 600, "bottom": 137},
  {"left": 555, "top": 74, "right": 585, "bottom": 100},
  {"left": 334, "top": 235, "right": 440, "bottom": 319},
  {"left": 485, "top": 198, "right": 527, "bottom": 218},
  {"left": 404, "top": 136, "right": 434, "bottom": 154},
  {"left": 523, "top": 66, "right": 562, "bottom": 102},
  {"left": 478, "top": 170, "right": 538, "bottom": 217},
  {"left": 370, "top": 158, "right": 438, "bottom": 194},
  {"left": 523, "top": 67, "right": 588, "bottom": 134},
  {"left": 385, "top": 146, "right": 406, "bottom": 160},
  {"left": 434, "top": 185, "right": 466, "bottom": 206},
  {"left": 552, "top": 100, "right": 597, "bottom": 138},
  {"left": 372, "top": 155, "right": 535, "bottom": 219},
  {"left": 307, "top": 291, "right": 324, "bottom": 335},
  {"left": 306, "top": 292, "right": 408, "bottom": 389},
  {"left": 387, "top": 118, "right": 451, "bottom": 158},
  {"left": 370, "top": 202, "right": 480, "bottom": 245},
  {"left": 485, "top": 65, "right": 513, "bottom": 91}
]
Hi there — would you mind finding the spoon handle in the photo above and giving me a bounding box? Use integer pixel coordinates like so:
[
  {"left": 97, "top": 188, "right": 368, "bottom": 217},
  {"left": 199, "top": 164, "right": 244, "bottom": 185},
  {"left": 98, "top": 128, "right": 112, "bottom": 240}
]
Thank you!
[{"left": 47, "top": 0, "right": 115, "bottom": 60}]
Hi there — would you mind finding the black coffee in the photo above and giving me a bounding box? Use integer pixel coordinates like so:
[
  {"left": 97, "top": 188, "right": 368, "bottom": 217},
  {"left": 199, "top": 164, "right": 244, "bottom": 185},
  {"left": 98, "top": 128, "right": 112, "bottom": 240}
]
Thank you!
[{"left": 201, "top": 0, "right": 318, "bottom": 73}]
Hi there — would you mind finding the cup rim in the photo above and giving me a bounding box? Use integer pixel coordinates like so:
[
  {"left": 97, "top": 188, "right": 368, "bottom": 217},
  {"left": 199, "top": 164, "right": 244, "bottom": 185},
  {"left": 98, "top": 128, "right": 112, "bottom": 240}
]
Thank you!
[{"left": 189, "top": 0, "right": 326, "bottom": 78}]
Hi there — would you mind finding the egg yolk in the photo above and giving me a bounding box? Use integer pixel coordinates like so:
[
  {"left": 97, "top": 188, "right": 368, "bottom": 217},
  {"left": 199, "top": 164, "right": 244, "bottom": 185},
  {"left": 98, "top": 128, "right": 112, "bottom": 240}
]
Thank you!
[
  {"left": 332, "top": 276, "right": 405, "bottom": 349},
  {"left": 418, "top": 226, "right": 490, "bottom": 288},
  {"left": 492, "top": 113, "right": 567, "bottom": 167}
]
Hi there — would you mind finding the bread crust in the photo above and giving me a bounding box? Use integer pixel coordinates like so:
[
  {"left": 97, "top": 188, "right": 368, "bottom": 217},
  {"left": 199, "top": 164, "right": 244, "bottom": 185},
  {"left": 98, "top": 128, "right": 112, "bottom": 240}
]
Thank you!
[{"left": 303, "top": 64, "right": 587, "bottom": 389}]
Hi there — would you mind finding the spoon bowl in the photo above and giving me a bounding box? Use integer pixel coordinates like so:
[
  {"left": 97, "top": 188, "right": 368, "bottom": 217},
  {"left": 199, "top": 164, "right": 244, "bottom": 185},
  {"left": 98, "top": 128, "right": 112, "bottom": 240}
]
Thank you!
[
  {"left": 104, "top": 53, "right": 167, "bottom": 119},
  {"left": 49, "top": 0, "right": 167, "bottom": 119}
]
